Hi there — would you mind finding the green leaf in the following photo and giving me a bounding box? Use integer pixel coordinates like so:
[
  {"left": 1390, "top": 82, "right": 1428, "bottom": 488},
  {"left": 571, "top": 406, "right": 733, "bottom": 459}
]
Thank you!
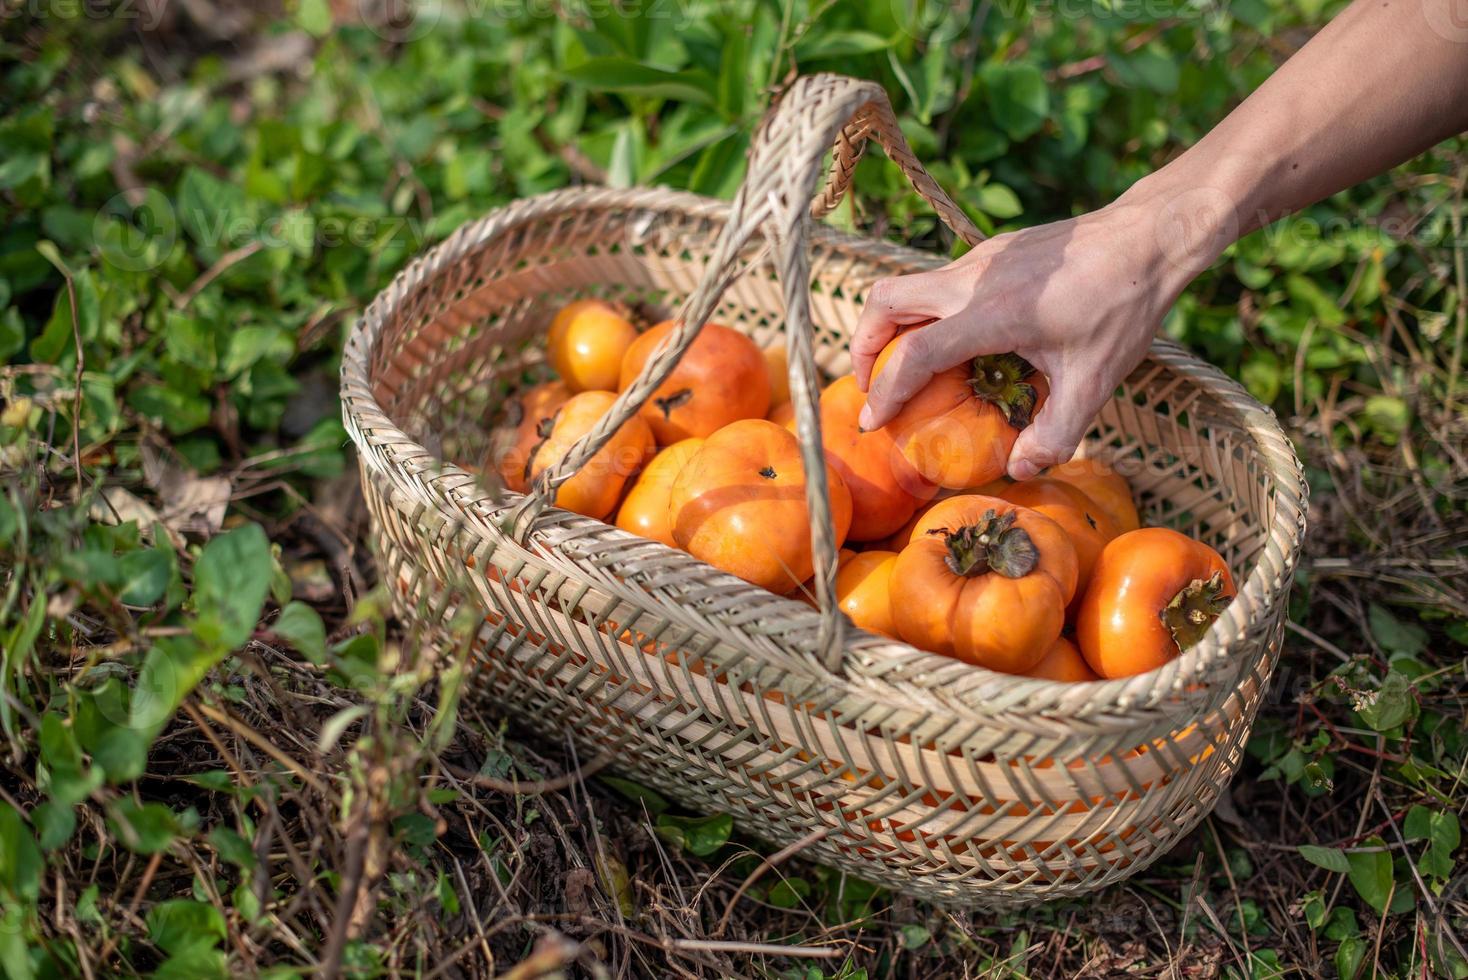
[
  {"left": 599, "top": 775, "right": 669, "bottom": 815},
  {"left": 1368, "top": 604, "right": 1427, "bottom": 656},
  {"left": 192, "top": 524, "right": 272, "bottom": 649},
  {"left": 148, "top": 899, "right": 227, "bottom": 954},
  {"left": 0, "top": 803, "right": 42, "bottom": 902},
  {"left": 1356, "top": 670, "right": 1416, "bottom": 732},
  {"left": 118, "top": 547, "right": 172, "bottom": 606},
  {"left": 981, "top": 62, "right": 1050, "bottom": 141},
  {"left": 1335, "top": 935, "right": 1366, "bottom": 980},
  {"left": 655, "top": 812, "right": 732, "bottom": 857},
  {"left": 270, "top": 602, "right": 326, "bottom": 663},
  {"left": 766, "top": 876, "right": 811, "bottom": 909},
  {"left": 973, "top": 182, "right": 1023, "bottom": 220},
  {"left": 1344, "top": 841, "right": 1394, "bottom": 914},
  {"left": 562, "top": 59, "right": 716, "bottom": 106},
  {"left": 899, "top": 923, "right": 931, "bottom": 949},
  {"left": 32, "top": 800, "right": 75, "bottom": 851},
  {"left": 108, "top": 800, "right": 197, "bottom": 855},
  {"left": 1298, "top": 844, "right": 1350, "bottom": 874},
  {"left": 295, "top": 0, "right": 332, "bottom": 37},
  {"left": 1405, "top": 806, "right": 1460, "bottom": 880}
]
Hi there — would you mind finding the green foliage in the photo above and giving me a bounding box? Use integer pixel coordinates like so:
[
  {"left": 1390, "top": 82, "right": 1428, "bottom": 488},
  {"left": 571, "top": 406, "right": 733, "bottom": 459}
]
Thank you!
[{"left": 0, "top": 0, "right": 1463, "bottom": 974}]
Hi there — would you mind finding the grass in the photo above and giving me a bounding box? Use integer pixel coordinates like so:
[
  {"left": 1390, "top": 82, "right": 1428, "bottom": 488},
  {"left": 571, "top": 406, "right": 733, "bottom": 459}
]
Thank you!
[{"left": 0, "top": 1, "right": 1464, "bottom": 977}]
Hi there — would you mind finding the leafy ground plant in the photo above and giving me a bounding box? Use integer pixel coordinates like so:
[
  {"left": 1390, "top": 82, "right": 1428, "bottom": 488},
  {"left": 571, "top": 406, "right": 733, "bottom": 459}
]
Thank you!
[{"left": 1, "top": 1, "right": 1464, "bottom": 977}]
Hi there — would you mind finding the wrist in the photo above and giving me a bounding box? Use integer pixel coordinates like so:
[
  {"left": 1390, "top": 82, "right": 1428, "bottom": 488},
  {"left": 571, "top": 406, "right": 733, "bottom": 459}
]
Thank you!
[{"left": 1113, "top": 152, "right": 1260, "bottom": 288}]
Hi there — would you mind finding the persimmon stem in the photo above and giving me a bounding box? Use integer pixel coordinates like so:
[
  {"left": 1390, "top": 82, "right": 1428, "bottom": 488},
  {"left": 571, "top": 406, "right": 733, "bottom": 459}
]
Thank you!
[
  {"left": 1160, "top": 571, "right": 1231, "bottom": 651},
  {"left": 966, "top": 352, "right": 1040, "bottom": 429},
  {"left": 931, "top": 509, "right": 1040, "bottom": 579}
]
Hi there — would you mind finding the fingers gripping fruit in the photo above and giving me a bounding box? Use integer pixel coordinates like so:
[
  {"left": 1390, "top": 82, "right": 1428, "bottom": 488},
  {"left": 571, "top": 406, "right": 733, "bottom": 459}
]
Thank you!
[
  {"left": 1000, "top": 477, "right": 1118, "bottom": 601},
  {"left": 619, "top": 320, "right": 771, "bottom": 444},
  {"left": 891, "top": 495, "right": 1077, "bottom": 672},
  {"left": 874, "top": 339, "right": 1049, "bottom": 490},
  {"left": 615, "top": 438, "right": 704, "bottom": 548},
  {"left": 1075, "top": 527, "right": 1235, "bottom": 678},
  {"left": 527, "top": 390, "right": 655, "bottom": 520},
  {"left": 669, "top": 419, "right": 853, "bottom": 594},
  {"left": 819, "top": 376, "right": 935, "bottom": 541},
  {"left": 1045, "top": 457, "right": 1140, "bottom": 534},
  {"left": 489, "top": 379, "right": 573, "bottom": 493},
  {"left": 835, "top": 549, "right": 899, "bottom": 639},
  {"left": 547, "top": 299, "right": 640, "bottom": 392}
]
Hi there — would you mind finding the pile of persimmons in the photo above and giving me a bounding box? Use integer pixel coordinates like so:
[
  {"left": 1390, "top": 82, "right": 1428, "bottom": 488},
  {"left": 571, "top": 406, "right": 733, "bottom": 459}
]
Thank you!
[{"left": 488, "top": 299, "right": 1234, "bottom": 682}]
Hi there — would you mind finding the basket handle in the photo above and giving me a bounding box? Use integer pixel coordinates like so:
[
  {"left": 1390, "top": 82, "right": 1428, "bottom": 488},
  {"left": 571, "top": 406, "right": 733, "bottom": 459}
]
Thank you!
[{"left": 510, "top": 74, "right": 984, "bottom": 672}]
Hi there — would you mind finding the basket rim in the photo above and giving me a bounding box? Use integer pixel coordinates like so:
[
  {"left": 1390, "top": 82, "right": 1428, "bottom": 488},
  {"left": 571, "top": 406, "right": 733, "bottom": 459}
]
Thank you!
[{"left": 340, "top": 184, "right": 1309, "bottom": 714}]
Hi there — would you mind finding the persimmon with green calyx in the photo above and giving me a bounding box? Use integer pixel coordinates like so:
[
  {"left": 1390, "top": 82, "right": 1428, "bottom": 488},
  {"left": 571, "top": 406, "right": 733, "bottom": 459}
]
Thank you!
[
  {"left": 546, "top": 299, "right": 639, "bottom": 392},
  {"left": 1075, "top": 527, "right": 1235, "bottom": 679},
  {"left": 526, "top": 390, "right": 655, "bottom": 520},
  {"left": 487, "top": 379, "right": 572, "bottom": 493},
  {"left": 669, "top": 419, "right": 852, "bottom": 594},
  {"left": 873, "top": 339, "right": 1050, "bottom": 490},
  {"left": 619, "top": 320, "right": 770, "bottom": 444},
  {"left": 891, "top": 495, "right": 1077, "bottom": 672}
]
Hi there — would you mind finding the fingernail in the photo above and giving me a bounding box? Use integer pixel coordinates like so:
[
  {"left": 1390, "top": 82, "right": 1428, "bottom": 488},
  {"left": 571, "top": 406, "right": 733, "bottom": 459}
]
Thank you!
[
  {"left": 1009, "top": 459, "right": 1039, "bottom": 481},
  {"left": 858, "top": 405, "right": 875, "bottom": 431}
]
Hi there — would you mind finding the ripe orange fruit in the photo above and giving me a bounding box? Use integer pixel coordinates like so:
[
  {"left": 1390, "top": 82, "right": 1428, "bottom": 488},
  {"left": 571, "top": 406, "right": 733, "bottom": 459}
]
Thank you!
[
  {"left": 835, "top": 549, "right": 899, "bottom": 638},
  {"left": 1075, "top": 527, "right": 1235, "bottom": 678},
  {"left": 614, "top": 438, "right": 704, "bottom": 549},
  {"left": 619, "top": 320, "right": 771, "bottom": 444},
  {"left": 546, "top": 299, "right": 639, "bottom": 392},
  {"left": 1000, "top": 477, "right": 1119, "bottom": 603},
  {"left": 669, "top": 419, "right": 852, "bottom": 594},
  {"left": 1046, "top": 457, "right": 1140, "bottom": 533},
  {"left": 768, "top": 400, "right": 796, "bottom": 428},
  {"left": 892, "top": 495, "right": 1077, "bottom": 672},
  {"left": 488, "top": 379, "right": 573, "bottom": 493},
  {"left": 764, "top": 342, "right": 790, "bottom": 411},
  {"left": 818, "top": 376, "right": 935, "bottom": 542},
  {"left": 873, "top": 338, "right": 1049, "bottom": 489},
  {"left": 527, "top": 390, "right": 654, "bottom": 520},
  {"left": 1023, "top": 636, "right": 1100, "bottom": 682}
]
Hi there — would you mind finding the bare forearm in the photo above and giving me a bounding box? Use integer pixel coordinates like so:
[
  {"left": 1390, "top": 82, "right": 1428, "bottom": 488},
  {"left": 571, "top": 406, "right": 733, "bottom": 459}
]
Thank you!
[{"left": 1123, "top": 0, "right": 1468, "bottom": 260}]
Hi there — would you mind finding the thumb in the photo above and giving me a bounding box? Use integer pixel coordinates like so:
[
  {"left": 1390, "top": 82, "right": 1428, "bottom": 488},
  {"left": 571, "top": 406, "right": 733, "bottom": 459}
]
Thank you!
[{"left": 1006, "top": 370, "right": 1101, "bottom": 481}]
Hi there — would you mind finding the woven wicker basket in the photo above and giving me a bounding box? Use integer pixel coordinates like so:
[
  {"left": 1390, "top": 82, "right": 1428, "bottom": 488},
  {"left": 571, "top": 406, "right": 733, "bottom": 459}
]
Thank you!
[{"left": 340, "top": 75, "right": 1308, "bottom": 907}]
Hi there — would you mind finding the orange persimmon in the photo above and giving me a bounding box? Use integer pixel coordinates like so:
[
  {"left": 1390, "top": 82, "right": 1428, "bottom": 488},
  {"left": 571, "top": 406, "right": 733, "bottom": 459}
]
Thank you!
[
  {"left": 764, "top": 342, "right": 790, "bottom": 411},
  {"left": 1075, "top": 527, "right": 1235, "bottom": 678},
  {"left": 526, "top": 390, "right": 654, "bottom": 520},
  {"left": 818, "top": 376, "right": 935, "bottom": 541},
  {"left": 891, "top": 495, "right": 1077, "bottom": 672},
  {"left": 546, "top": 299, "right": 639, "bottom": 392},
  {"left": 614, "top": 437, "right": 704, "bottom": 548},
  {"left": 835, "top": 549, "right": 899, "bottom": 639},
  {"left": 1046, "top": 457, "right": 1140, "bottom": 533},
  {"left": 873, "top": 339, "right": 1049, "bottom": 489},
  {"left": 488, "top": 379, "right": 573, "bottom": 493},
  {"left": 1023, "top": 637, "right": 1100, "bottom": 682},
  {"left": 1000, "top": 477, "right": 1118, "bottom": 601},
  {"left": 669, "top": 419, "right": 853, "bottom": 594},
  {"left": 619, "top": 320, "right": 771, "bottom": 444}
]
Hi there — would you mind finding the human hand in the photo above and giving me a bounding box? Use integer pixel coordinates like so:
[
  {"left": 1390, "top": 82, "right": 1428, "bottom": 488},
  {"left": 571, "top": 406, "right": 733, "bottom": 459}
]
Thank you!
[{"left": 851, "top": 195, "right": 1211, "bottom": 480}]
